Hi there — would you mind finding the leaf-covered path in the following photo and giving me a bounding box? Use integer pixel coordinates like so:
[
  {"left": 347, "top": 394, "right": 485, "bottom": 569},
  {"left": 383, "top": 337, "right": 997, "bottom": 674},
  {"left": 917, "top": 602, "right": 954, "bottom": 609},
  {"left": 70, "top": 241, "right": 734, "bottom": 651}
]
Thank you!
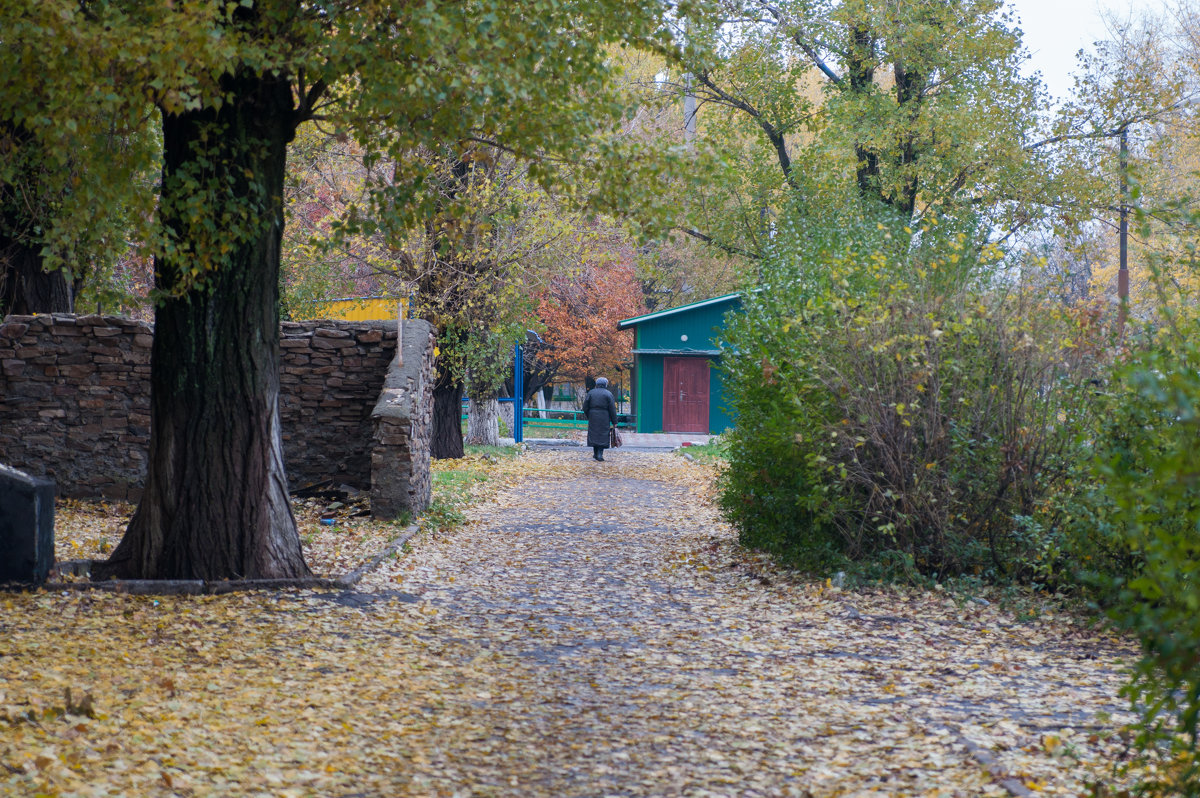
[
  {"left": 362, "top": 451, "right": 1138, "bottom": 796},
  {"left": 3, "top": 451, "right": 1138, "bottom": 796}
]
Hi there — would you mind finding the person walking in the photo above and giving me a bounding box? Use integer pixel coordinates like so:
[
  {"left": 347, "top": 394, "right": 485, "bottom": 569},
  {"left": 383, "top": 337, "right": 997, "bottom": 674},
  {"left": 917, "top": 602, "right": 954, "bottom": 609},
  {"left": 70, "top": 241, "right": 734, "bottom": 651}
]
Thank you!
[{"left": 582, "top": 377, "right": 618, "bottom": 461}]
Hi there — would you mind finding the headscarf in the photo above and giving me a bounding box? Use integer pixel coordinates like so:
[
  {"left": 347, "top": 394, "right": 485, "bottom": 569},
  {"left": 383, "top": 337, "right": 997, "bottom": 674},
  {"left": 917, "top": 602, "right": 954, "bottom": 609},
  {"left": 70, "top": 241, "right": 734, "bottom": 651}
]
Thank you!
[{"left": 595, "top": 377, "right": 608, "bottom": 387}]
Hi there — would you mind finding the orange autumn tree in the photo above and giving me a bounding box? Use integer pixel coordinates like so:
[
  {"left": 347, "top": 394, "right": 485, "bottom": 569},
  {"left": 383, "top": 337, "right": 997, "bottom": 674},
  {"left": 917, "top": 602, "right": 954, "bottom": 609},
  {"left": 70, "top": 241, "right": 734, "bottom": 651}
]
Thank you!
[{"left": 537, "top": 263, "right": 645, "bottom": 382}]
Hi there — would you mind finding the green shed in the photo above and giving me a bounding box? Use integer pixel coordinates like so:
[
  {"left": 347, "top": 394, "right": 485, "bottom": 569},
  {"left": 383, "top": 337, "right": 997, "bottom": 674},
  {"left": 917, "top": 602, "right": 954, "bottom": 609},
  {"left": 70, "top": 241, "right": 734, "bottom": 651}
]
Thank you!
[{"left": 617, "top": 293, "right": 742, "bottom": 434}]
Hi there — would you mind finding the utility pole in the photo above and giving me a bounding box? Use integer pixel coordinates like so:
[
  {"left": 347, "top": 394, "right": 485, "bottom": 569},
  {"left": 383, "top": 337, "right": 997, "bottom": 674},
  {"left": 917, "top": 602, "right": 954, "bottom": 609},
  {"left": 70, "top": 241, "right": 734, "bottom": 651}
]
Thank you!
[
  {"left": 681, "top": 15, "right": 697, "bottom": 148},
  {"left": 1118, "top": 124, "right": 1129, "bottom": 338},
  {"left": 683, "top": 73, "right": 697, "bottom": 149}
]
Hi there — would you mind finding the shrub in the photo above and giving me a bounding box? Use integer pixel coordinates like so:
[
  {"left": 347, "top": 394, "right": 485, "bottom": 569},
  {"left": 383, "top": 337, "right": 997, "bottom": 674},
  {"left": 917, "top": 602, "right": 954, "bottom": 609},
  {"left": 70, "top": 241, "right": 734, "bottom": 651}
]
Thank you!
[
  {"left": 1080, "top": 307, "right": 1200, "bottom": 794},
  {"left": 720, "top": 201, "right": 1102, "bottom": 581}
]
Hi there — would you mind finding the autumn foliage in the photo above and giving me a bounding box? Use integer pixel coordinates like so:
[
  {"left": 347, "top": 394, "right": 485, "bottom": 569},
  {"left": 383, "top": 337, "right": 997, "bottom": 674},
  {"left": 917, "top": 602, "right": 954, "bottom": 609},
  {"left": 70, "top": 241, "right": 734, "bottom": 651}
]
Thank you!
[{"left": 536, "top": 263, "right": 645, "bottom": 381}]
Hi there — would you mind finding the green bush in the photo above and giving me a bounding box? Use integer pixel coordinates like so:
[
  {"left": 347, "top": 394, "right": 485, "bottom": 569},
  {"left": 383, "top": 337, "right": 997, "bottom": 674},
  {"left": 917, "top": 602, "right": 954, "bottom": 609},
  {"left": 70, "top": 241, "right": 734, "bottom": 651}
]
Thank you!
[
  {"left": 720, "top": 190, "right": 1200, "bottom": 790},
  {"left": 718, "top": 384, "right": 844, "bottom": 570},
  {"left": 720, "top": 201, "right": 1102, "bottom": 582},
  {"left": 1078, "top": 314, "right": 1200, "bottom": 794}
]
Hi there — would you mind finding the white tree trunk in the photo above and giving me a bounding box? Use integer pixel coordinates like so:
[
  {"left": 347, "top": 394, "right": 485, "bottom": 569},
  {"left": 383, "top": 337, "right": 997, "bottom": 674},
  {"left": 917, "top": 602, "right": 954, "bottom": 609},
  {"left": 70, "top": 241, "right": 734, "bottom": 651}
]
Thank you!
[
  {"left": 535, "top": 388, "right": 547, "bottom": 419},
  {"left": 466, "top": 397, "right": 501, "bottom": 446},
  {"left": 498, "top": 400, "right": 515, "bottom": 437}
]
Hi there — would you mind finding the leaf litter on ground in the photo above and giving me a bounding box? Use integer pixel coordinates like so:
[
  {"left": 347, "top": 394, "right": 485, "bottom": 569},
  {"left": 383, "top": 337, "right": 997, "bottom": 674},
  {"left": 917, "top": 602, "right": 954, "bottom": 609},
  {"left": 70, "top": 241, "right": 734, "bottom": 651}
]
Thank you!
[{"left": 5, "top": 449, "right": 1143, "bottom": 796}]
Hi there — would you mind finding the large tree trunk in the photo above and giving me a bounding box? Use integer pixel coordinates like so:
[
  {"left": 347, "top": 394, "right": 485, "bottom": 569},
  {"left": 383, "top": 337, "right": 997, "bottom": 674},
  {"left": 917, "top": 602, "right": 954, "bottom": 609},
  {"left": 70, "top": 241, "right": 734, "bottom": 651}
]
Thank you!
[
  {"left": 95, "top": 70, "right": 307, "bottom": 581},
  {"left": 497, "top": 397, "right": 516, "bottom": 433},
  {"left": 0, "top": 118, "right": 77, "bottom": 317},
  {"left": 466, "top": 397, "right": 501, "bottom": 446},
  {"left": 431, "top": 366, "right": 465, "bottom": 459},
  {"left": 0, "top": 238, "right": 75, "bottom": 316}
]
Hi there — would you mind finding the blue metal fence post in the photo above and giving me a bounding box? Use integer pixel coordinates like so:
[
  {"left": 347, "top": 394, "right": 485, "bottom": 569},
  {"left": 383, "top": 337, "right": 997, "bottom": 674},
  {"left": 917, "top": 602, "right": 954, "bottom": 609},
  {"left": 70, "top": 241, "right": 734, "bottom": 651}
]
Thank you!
[{"left": 513, "top": 343, "right": 524, "bottom": 444}]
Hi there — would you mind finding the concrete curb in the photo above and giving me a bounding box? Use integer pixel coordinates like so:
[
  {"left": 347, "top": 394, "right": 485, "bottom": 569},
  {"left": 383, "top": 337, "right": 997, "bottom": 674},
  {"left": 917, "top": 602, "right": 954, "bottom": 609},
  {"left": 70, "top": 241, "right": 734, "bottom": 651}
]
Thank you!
[{"left": 13, "top": 524, "right": 422, "bottom": 596}]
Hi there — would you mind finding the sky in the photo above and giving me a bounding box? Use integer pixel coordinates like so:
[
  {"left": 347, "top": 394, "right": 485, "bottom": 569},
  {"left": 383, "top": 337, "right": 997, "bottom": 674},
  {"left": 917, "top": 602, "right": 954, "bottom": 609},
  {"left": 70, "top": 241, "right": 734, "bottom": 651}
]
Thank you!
[{"left": 1004, "top": 0, "right": 1162, "bottom": 101}]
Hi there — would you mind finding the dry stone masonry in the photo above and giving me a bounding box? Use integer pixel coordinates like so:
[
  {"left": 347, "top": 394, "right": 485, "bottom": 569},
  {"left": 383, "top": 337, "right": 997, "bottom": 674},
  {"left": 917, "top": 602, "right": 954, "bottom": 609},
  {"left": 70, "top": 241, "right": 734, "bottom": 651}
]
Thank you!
[
  {"left": 0, "top": 314, "right": 152, "bottom": 500},
  {"left": 0, "top": 314, "right": 435, "bottom": 518},
  {"left": 278, "top": 319, "right": 400, "bottom": 490},
  {"left": 371, "top": 320, "right": 436, "bottom": 517}
]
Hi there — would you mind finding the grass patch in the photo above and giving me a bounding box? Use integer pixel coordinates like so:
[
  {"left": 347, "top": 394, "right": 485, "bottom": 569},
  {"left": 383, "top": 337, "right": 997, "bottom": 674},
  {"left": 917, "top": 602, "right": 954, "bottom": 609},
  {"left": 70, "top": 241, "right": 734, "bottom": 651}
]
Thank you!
[
  {"left": 433, "top": 469, "right": 489, "bottom": 490},
  {"left": 423, "top": 446, "right": 525, "bottom": 533},
  {"left": 464, "top": 444, "right": 520, "bottom": 459},
  {"left": 677, "top": 437, "right": 729, "bottom": 464},
  {"left": 421, "top": 498, "right": 469, "bottom": 533},
  {"left": 520, "top": 423, "right": 583, "bottom": 439}
]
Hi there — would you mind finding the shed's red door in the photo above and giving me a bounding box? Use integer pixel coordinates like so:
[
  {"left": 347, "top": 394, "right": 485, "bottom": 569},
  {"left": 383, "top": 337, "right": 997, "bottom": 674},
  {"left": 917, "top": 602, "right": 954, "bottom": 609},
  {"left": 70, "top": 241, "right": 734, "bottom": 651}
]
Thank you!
[{"left": 663, "top": 357, "right": 710, "bottom": 433}]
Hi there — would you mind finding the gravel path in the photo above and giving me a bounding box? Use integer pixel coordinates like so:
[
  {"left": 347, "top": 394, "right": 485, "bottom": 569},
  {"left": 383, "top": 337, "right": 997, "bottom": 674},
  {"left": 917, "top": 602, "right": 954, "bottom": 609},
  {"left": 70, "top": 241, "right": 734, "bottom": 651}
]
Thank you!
[
  {"left": 1, "top": 450, "right": 1140, "bottom": 797},
  {"left": 356, "top": 450, "right": 1139, "bottom": 797}
]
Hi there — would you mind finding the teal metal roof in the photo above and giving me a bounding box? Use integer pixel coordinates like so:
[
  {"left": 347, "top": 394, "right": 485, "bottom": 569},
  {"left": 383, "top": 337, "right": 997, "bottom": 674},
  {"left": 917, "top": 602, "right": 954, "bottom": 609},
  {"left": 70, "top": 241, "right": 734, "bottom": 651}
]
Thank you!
[{"left": 617, "top": 293, "right": 742, "bottom": 329}]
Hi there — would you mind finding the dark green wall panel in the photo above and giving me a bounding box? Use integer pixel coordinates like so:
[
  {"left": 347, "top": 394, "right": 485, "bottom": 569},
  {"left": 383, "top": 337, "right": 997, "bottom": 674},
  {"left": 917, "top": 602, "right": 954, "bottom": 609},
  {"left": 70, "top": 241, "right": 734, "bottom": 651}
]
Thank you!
[
  {"left": 638, "top": 301, "right": 735, "bottom": 352},
  {"left": 708, "top": 359, "right": 733, "bottom": 433},
  {"left": 638, "top": 355, "right": 664, "bottom": 432}
]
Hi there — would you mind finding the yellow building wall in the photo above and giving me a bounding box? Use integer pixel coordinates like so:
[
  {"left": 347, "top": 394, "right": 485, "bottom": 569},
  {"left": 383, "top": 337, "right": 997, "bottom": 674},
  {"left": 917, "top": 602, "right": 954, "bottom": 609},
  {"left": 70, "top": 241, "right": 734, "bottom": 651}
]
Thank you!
[{"left": 297, "top": 297, "right": 407, "bottom": 322}]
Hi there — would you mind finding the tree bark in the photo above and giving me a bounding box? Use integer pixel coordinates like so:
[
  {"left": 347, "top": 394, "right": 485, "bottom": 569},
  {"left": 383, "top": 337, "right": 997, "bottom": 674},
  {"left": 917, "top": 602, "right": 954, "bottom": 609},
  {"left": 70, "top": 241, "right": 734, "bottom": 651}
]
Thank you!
[
  {"left": 431, "top": 367, "right": 465, "bottom": 459},
  {"left": 95, "top": 69, "right": 307, "bottom": 581},
  {"left": 466, "top": 397, "right": 501, "bottom": 446},
  {"left": 892, "top": 60, "right": 924, "bottom": 220},
  {"left": 0, "top": 239, "right": 75, "bottom": 316},
  {"left": 0, "top": 118, "right": 77, "bottom": 317},
  {"left": 497, "top": 397, "right": 516, "bottom": 433},
  {"left": 847, "top": 20, "right": 884, "bottom": 205}
]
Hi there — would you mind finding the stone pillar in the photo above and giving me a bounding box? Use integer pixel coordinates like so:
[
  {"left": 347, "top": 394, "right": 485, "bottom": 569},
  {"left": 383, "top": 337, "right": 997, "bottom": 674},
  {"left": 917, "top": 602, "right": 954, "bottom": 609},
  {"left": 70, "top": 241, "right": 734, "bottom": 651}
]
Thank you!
[
  {"left": 370, "top": 319, "right": 435, "bottom": 518},
  {"left": 0, "top": 463, "right": 55, "bottom": 584}
]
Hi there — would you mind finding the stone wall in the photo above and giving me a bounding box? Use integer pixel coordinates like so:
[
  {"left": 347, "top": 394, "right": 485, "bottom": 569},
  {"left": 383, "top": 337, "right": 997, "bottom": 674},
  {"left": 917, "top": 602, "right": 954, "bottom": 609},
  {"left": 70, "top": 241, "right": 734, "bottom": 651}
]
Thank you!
[
  {"left": 371, "top": 319, "right": 436, "bottom": 517},
  {"left": 0, "top": 314, "right": 152, "bottom": 499},
  {"left": 0, "top": 314, "right": 434, "bottom": 515},
  {"left": 278, "top": 319, "right": 399, "bottom": 490}
]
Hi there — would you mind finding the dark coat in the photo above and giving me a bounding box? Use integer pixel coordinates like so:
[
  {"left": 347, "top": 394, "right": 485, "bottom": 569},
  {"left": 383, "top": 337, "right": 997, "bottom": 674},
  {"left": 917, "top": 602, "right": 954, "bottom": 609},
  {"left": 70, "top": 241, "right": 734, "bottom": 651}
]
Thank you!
[{"left": 582, "top": 386, "right": 618, "bottom": 447}]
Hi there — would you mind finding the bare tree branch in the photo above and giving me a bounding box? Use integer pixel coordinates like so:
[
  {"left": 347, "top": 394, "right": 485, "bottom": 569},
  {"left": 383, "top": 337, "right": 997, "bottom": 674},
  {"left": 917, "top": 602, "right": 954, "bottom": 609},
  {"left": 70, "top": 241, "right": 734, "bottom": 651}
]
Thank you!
[
  {"left": 755, "top": 2, "right": 843, "bottom": 83},
  {"left": 690, "top": 71, "right": 799, "bottom": 191},
  {"left": 1026, "top": 94, "right": 1200, "bottom": 150},
  {"left": 293, "top": 69, "right": 328, "bottom": 125},
  {"left": 675, "top": 226, "right": 761, "bottom": 260}
]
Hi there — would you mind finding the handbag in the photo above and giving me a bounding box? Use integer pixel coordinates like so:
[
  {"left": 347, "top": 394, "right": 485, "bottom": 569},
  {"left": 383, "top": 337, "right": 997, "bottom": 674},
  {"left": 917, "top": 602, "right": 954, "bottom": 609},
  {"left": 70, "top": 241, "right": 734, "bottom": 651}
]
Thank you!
[{"left": 609, "top": 426, "right": 623, "bottom": 448}]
